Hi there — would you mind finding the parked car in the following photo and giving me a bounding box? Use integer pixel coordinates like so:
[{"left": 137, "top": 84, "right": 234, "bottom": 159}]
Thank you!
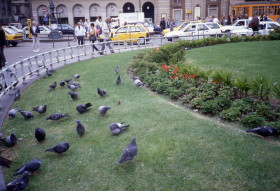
[
  {"left": 164, "top": 22, "right": 222, "bottom": 41},
  {"left": 231, "top": 21, "right": 280, "bottom": 36},
  {"left": 3, "top": 28, "right": 23, "bottom": 46},
  {"left": 3, "top": 26, "right": 23, "bottom": 34},
  {"left": 23, "top": 26, "right": 63, "bottom": 38},
  {"left": 221, "top": 19, "right": 251, "bottom": 33},
  {"left": 54, "top": 24, "right": 75, "bottom": 35},
  {"left": 162, "top": 21, "right": 191, "bottom": 35},
  {"left": 128, "top": 22, "right": 161, "bottom": 35},
  {"left": 9, "top": 23, "right": 23, "bottom": 29}
]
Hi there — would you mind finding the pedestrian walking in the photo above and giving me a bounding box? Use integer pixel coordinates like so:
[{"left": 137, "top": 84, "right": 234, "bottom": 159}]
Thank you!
[
  {"left": 227, "top": 15, "right": 232, "bottom": 25},
  {"left": 84, "top": 19, "right": 89, "bottom": 37},
  {"left": 249, "top": 15, "right": 260, "bottom": 36},
  {"left": 88, "top": 23, "right": 99, "bottom": 52},
  {"left": 160, "top": 17, "right": 166, "bottom": 32},
  {"left": 75, "top": 22, "right": 85, "bottom": 46},
  {"left": 0, "top": 24, "right": 7, "bottom": 69},
  {"left": 170, "top": 19, "right": 175, "bottom": 31},
  {"left": 100, "top": 17, "right": 114, "bottom": 55},
  {"left": 30, "top": 21, "right": 40, "bottom": 52}
]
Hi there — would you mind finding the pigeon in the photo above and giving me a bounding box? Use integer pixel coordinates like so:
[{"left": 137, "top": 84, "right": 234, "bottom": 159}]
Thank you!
[
  {"left": 109, "top": 122, "right": 130, "bottom": 135},
  {"left": 46, "top": 113, "right": 70, "bottom": 121},
  {"left": 13, "top": 159, "right": 42, "bottom": 176},
  {"left": 48, "top": 81, "right": 57, "bottom": 91},
  {"left": 116, "top": 76, "right": 121, "bottom": 85},
  {"left": 76, "top": 103, "right": 92, "bottom": 114},
  {"left": 68, "top": 81, "right": 80, "bottom": 86},
  {"left": 18, "top": 110, "right": 34, "bottom": 119},
  {"left": 71, "top": 74, "right": 80, "bottom": 79},
  {"left": 35, "top": 128, "right": 46, "bottom": 142},
  {"left": 32, "top": 105, "right": 47, "bottom": 114},
  {"left": 59, "top": 80, "right": 65, "bottom": 87},
  {"left": 115, "top": 66, "right": 120, "bottom": 74},
  {"left": 75, "top": 120, "right": 85, "bottom": 139},
  {"left": 133, "top": 77, "right": 144, "bottom": 87},
  {"left": 6, "top": 171, "right": 31, "bottom": 191},
  {"left": 0, "top": 156, "right": 12, "bottom": 168},
  {"left": 14, "top": 89, "right": 21, "bottom": 101},
  {"left": 46, "top": 68, "right": 52, "bottom": 77},
  {"left": 0, "top": 133, "right": 17, "bottom": 147},
  {"left": 68, "top": 92, "right": 78, "bottom": 100},
  {"left": 8, "top": 107, "right": 19, "bottom": 120},
  {"left": 67, "top": 83, "right": 81, "bottom": 91},
  {"left": 246, "top": 126, "right": 279, "bottom": 138},
  {"left": 118, "top": 138, "right": 138, "bottom": 164},
  {"left": 65, "top": 78, "right": 72, "bottom": 83},
  {"left": 117, "top": 100, "right": 121, "bottom": 105},
  {"left": 98, "top": 106, "right": 111, "bottom": 116},
  {"left": 45, "top": 142, "right": 70, "bottom": 154},
  {"left": 97, "top": 88, "right": 107, "bottom": 97}
]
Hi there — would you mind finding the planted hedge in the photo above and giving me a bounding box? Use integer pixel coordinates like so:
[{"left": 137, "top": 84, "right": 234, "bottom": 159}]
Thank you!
[{"left": 128, "top": 33, "right": 280, "bottom": 130}]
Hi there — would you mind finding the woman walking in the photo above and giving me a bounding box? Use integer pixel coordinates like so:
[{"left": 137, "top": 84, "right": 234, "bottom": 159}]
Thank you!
[
  {"left": 0, "top": 24, "right": 7, "bottom": 69},
  {"left": 88, "top": 23, "right": 99, "bottom": 52}
]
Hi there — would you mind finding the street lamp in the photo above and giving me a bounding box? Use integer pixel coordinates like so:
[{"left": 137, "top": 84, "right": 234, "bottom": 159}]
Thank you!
[{"left": 49, "top": 0, "right": 57, "bottom": 24}]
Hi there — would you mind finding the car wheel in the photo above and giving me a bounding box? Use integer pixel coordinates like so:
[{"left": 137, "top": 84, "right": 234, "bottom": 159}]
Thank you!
[
  {"left": 11, "top": 42, "right": 18, "bottom": 47},
  {"left": 138, "top": 38, "right": 146, "bottom": 45}
]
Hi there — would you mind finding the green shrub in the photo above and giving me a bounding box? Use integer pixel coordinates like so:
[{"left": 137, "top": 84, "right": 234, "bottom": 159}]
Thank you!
[
  {"left": 232, "top": 98, "right": 254, "bottom": 114},
  {"left": 200, "top": 100, "right": 221, "bottom": 114},
  {"left": 273, "top": 83, "right": 280, "bottom": 99},
  {"left": 241, "top": 114, "right": 265, "bottom": 128},
  {"left": 220, "top": 107, "right": 241, "bottom": 121},
  {"left": 216, "top": 96, "right": 232, "bottom": 110},
  {"left": 129, "top": 59, "right": 159, "bottom": 75},
  {"left": 189, "top": 97, "right": 205, "bottom": 108},
  {"left": 234, "top": 75, "right": 251, "bottom": 98},
  {"left": 218, "top": 86, "right": 233, "bottom": 99},
  {"left": 266, "top": 121, "right": 280, "bottom": 130},
  {"left": 166, "top": 87, "right": 184, "bottom": 99},
  {"left": 250, "top": 76, "right": 272, "bottom": 100}
]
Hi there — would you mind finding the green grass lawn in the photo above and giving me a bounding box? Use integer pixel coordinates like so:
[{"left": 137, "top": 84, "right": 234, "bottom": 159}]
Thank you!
[
  {"left": 1, "top": 49, "right": 280, "bottom": 191},
  {"left": 186, "top": 40, "right": 280, "bottom": 83}
]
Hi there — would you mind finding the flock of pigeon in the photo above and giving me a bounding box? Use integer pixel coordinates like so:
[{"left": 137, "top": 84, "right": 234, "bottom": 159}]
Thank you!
[{"left": 0, "top": 66, "right": 144, "bottom": 191}]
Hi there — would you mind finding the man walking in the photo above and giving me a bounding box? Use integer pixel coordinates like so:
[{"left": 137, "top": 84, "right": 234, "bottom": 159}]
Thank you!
[
  {"left": 75, "top": 22, "right": 85, "bottom": 46},
  {"left": 100, "top": 17, "right": 114, "bottom": 55},
  {"left": 84, "top": 19, "right": 89, "bottom": 37},
  {"left": 249, "top": 15, "right": 260, "bottom": 36},
  {"left": 0, "top": 24, "right": 7, "bottom": 69},
  {"left": 30, "top": 21, "right": 40, "bottom": 52},
  {"left": 160, "top": 17, "right": 166, "bottom": 32}
]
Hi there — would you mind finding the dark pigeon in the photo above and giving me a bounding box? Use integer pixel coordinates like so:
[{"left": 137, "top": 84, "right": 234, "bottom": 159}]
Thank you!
[
  {"left": 98, "top": 106, "right": 111, "bottom": 116},
  {"left": 0, "top": 133, "right": 17, "bottom": 147},
  {"left": 75, "top": 120, "right": 85, "bottom": 139},
  {"left": 59, "top": 80, "right": 65, "bottom": 87},
  {"left": 109, "top": 122, "right": 129, "bottom": 136},
  {"left": 45, "top": 142, "right": 70, "bottom": 154},
  {"left": 35, "top": 128, "right": 46, "bottom": 142},
  {"left": 68, "top": 92, "right": 78, "bottom": 100},
  {"left": 116, "top": 76, "right": 121, "bottom": 85},
  {"left": 0, "top": 156, "right": 12, "bottom": 168},
  {"left": 13, "top": 159, "right": 42, "bottom": 176},
  {"left": 46, "top": 68, "right": 52, "bottom": 77},
  {"left": 67, "top": 83, "right": 81, "bottom": 91},
  {"left": 246, "top": 126, "right": 279, "bottom": 138},
  {"left": 46, "top": 113, "right": 70, "bottom": 121},
  {"left": 97, "top": 88, "right": 107, "bottom": 97},
  {"left": 115, "top": 66, "right": 120, "bottom": 74},
  {"left": 18, "top": 110, "right": 34, "bottom": 119},
  {"left": 117, "top": 100, "right": 121, "bottom": 105},
  {"left": 71, "top": 74, "right": 80, "bottom": 79},
  {"left": 133, "top": 77, "right": 144, "bottom": 87},
  {"left": 48, "top": 81, "right": 57, "bottom": 91},
  {"left": 14, "top": 89, "right": 21, "bottom": 101},
  {"left": 76, "top": 103, "right": 92, "bottom": 114},
  {"left": 118, "top": 138, "right": 138, "bottom": 164},
  {"left": 64, "top": 78, "right": 72, "bottom": 83},
  {"left": 6, "top": 171, "right": 31, "bottom": 191},
  {"left": 8, "top": 107, "right": 19, "bottom": 120},
  {"left": 32, "top": 105, "right": 47, "bottom": 114}
]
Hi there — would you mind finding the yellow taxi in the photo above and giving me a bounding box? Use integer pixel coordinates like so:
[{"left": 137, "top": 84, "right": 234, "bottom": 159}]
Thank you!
[
  {"left": 100, "top": 24, "right": 150, "bottom": 44},
  {"left": 3, "top": 27, "right": 23, "bottom": 47}
]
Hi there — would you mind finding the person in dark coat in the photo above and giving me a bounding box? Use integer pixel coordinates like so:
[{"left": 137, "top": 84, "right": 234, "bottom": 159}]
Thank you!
[
  {"left": 0, "top": 24, "right": 7, "bottom": 69},
  {"left": 160, "top": 17, "right": 166, "bottom": 32},
  {"left": 249, "top": 15, "right": 260, "bottom": 36},
  {"left": 227, "top": 15, "right": 232, "bottom": 25}
]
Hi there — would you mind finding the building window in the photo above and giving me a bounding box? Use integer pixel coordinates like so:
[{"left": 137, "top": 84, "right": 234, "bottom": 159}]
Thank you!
[{"left": 16, "top": 6, "right": 20, "bottom": 14}]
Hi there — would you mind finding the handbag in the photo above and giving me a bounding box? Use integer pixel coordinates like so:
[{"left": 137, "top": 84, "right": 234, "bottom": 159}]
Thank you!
[{"left": 90, "top": 35, "right": 96, "bottom": 42}]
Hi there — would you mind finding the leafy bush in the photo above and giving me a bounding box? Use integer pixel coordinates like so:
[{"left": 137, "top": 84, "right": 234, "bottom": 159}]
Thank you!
[
  {"left": 129, "top": 59, "right": 159, "bottom": 75},
  {"left": 232, "top": 98, "right": 254, "bottom": 114},
  {"left": 241, "top": 114, "right": 265, "bottom": 128},
  {"left": 250, "top": 76, "right": 272, "bottom": 100},
  {"left": 273, "top": 83, "right": 280, "bottom": 99},
  {"left": 255, "top": 101, "right": 279, "bottom": 121},
  {"left": 220, "top": 107, "right": 241, "bottom": 121},
  {"left": 201, "top": 100, "right": 221, "bottom": 114},
  {"left": 189, "top": 97, "right": 205, "bottom": 109},
  {"left": 234, "top": 75, "right": 251, "bottom": 98},
  {"left": 266, "top": 121, "right": 280, "bottom": 130},
  {"left": 218, "top": 86, "right": 233, "bottom": 99}
]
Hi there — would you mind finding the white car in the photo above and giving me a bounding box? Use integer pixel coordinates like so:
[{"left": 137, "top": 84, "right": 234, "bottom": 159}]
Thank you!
[
  {"left": 23, "top": 26, "right": 63, "bottom": 38},
  {"left": 231, "top": 21, "right": 280, "bottom": 36},
  {"left": 221, "top": 19, "right": 251, "bottom": 33},
  {"left": 164, "top": 22, "right": 222, "bottom": 41},
  {"left": 3, "top": 26, "right": 23, "bottom": 34}
]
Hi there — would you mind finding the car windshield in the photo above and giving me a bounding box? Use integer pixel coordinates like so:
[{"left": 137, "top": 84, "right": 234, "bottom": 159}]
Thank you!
[
  {"left": 175, "top": 21, "right": 184, "bottom": 27},
  {"left": 4, "top": 28, "right": 16, "bottom": 34},
  {"left": 206, "top": 23, "right": 220, "bottom": 29}
]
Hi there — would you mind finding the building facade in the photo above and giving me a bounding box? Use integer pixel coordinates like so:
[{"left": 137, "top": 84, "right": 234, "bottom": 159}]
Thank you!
[{"left": 0, "top": 0, "right": 13, "bottom": 24}]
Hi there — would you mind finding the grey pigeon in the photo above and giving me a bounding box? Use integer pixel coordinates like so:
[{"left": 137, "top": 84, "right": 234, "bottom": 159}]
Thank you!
[
  {"left": 75, "top": 120, "right": 85, "bottom": 139},
  {"left": 97, "top": 88, "right": 107, "bottom": 97},
  {"left": 109, "top": 122, "right": 129, "bottom": 135},
  {"left": 118, "top": 138, "right": 138, "bottom": 164},
  {"left": 0, "top": 156, "right": 12, "bottom": 168},
  {"left": 45, "top": 142, "right": 70, "bottom": 154},
  {"left": 46, "top": 68, "right": 52, "bottom": 77},
  {"left": 8, "top": 107, "right": 19, "bottom": 120},
  {"left": 71, "top": 74, "right": 80, "bottom": 79},
  {"left": 116, "top": 76, "right": 121, "bottom": 85},
  {"left": 68, "top": 92, "right": 78, "bottom": 100},
  {"left": 76, "top": 103, "right": 92, "bottom": 114},
  {"left": 68, "top": 81, "right": 80, "bottom": 86},
  {"left": 48, "top": 81, "right": 57, "bottom": 91},
  {"left": 98, "top": 106, "right": 111, "bottom": 116},
  {"left": 14, "top": 89, "right": 21, "bottom": 101},
  {"left": 65, "top": 78, "right": 72, "bottom": 83},
  {"left": 32, "top": 105, "right": 47, "bottom": 114},
  {"left": 0, "top": 133, "right": 17, "bottom": 147},
  {"left": 133, "top": 77, "right": 144, "bottom": 87},
  {"left": 6, "top": 171, "right": 31, "bottom": 191},
  {"left": 60, "top": 80, "right": 65, "bottom": 87},
  {"left": 67, "top": 83, "right": 81, "bottom": 91},
  {"left": 46, "top": 113, "right": 70, "bottom": 121},
  {"left": 18, "top": 110, "right": 34, "bottom": 119},
  {"left": 246, "top": 126, "right": 279, "bottom": 138},
  {"left": 115, "top": 66, "right": 120, "bottom": 74},
  {"left": 13, "top": 159, "right": 42, "bottom": 176},
  {"left": 35, "top": 128, "right": 46, "bottom": 142}
]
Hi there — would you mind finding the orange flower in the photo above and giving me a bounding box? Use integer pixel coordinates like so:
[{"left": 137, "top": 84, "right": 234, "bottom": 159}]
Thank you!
[
  {"left": 172, "top": 71, "right": 178, "bottom": 74},
  {"left": 213, "top": 81, "right": 218, "bottom": 84},
  {"left": 192, "top": 74, "right": 197, "bottom": 78},
  {"left": 185, "top": 74, "right": 190, "bottom": 79}
]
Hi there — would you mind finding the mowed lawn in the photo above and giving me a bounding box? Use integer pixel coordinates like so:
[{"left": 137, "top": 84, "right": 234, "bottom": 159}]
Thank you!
[
  {"left": 186, "top": 40, "right": 280, "bottom": 83},
  {"left": 1, "top": 49, "right": 280, "bottom": 191}
]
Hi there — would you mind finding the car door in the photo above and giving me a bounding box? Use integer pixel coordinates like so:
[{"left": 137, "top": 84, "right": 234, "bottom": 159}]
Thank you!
[
  {"left": 130, "top": 26, "right": 146, "bottom": 42},
  {"left": 112, "top": 26, "right": 129, "bottom": 42},
  {"left": 197, "top": 24, "right": 210, "bottom": 39},
  {"left": 259, "top": 23, "right": 266, "bottom": 35},
  {"left": 180, "top": 24, "right": 196, "bottom": 40},
  {"left": 265, "top": 23, "right": 279, "bottom": 35}
]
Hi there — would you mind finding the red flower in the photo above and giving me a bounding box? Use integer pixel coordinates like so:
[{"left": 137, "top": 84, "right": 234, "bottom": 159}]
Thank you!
[
  {"left": 179, "top": 74, "right": 183, "bottom": 77},
  {"left": 169, "top": 76, "right": 173, "bottom": 79},
  {"left": 213, "top": 81, "right": 218, "bottom": 84},
  {"left": 174, "top": 68, "right": 179, "bottom": 70},
  {"left": 170, "top": 65, "right": 174, "bottom": 68},
  {"left": 192, "top": 74, "right": 197, "bottom": 78},
  {"left": 185, "top": 74, "right": 190, "bottom": 79},
  {"left": 172, "top": 71, "right": 178, "bottom": 74}
]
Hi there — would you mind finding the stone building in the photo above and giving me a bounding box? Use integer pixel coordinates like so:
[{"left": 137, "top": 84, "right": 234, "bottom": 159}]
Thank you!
[{"left": 0, "top": 0, "right": 13, "bottom": 24}]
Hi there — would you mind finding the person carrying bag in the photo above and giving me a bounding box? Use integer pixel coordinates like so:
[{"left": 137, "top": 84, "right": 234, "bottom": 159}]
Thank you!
[{"left": 89, "top": 23, "right": 99, "bottom": 52}]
